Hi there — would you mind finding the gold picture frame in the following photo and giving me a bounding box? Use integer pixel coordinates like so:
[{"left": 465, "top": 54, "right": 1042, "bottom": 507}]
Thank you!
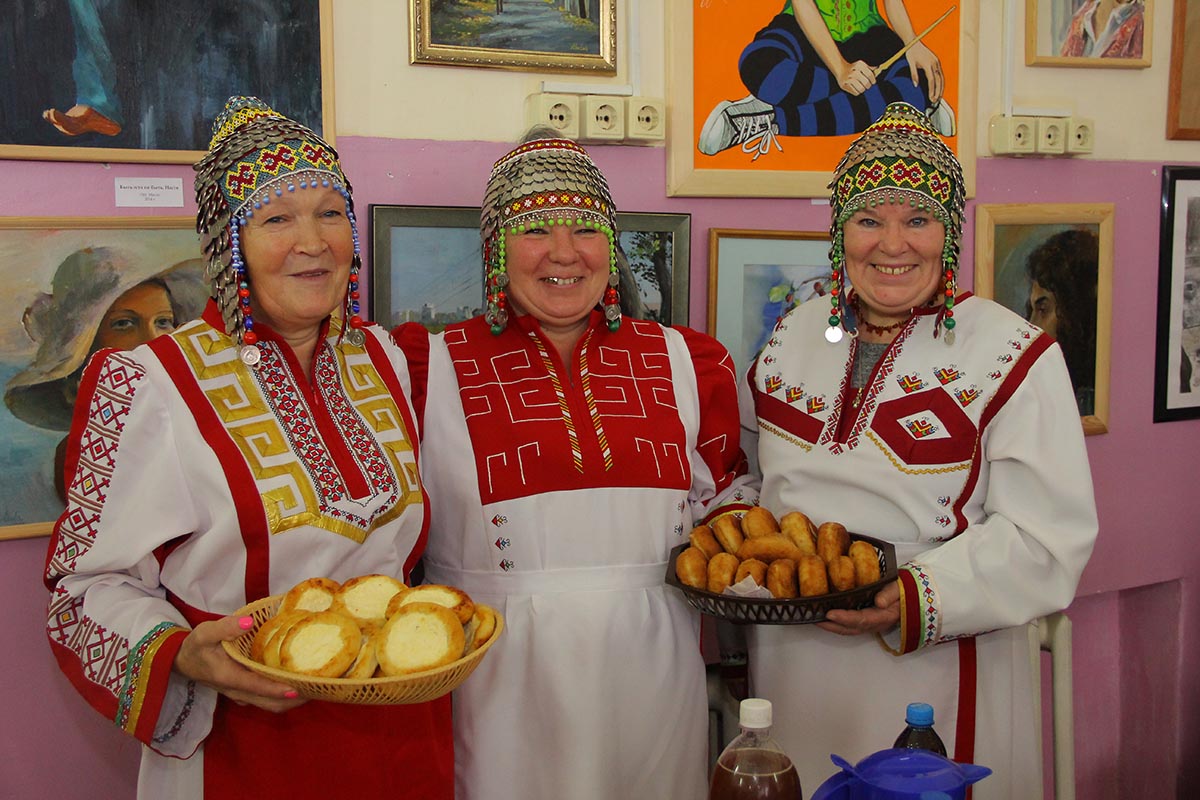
[
  {"left": 975, "top": 203, "right": 1114, "bottom": 436},
  {"left": 1025, "top": 0, "right": 1152, "bottom": 68},
  {"left": 667, "top": 0, "right": 978, "bottom": 198},
  {"left": 1167, "top": 0, "right": 1200, "bottom": 139},
  {"left": 410, "top": 0, "right": 616, "bottom": 74},
  {"left": 0, "top": 216, "right": 208, "bottom": 541},
  {"left": 0, "top": 0, "right": 335, "bottom": 164}
]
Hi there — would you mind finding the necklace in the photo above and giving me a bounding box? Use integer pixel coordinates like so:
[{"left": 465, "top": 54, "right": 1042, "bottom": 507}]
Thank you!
[{"left": 851, "top": 294, "right": 914, "bottom": 336}]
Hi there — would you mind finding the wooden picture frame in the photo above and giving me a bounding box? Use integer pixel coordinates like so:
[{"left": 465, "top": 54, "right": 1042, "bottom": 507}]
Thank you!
[
  {"left": 707, "top": 228, "right": 831, "bottom": 378},
  {"left": 0, "top": 217, "right": 209, "bottom": 541},
  {"left": 410, "top": 0, "right": 616, "bottom": 74},
  {"left": 1025, "top": 0, "right": 1152, "bottom": 68},
  {"left": 369, "top": 205, "right": 690, "bottom": 331},
  {"left": 0, "top": 0, "right": 335, "bottom": 164},
  {"left": 975, "top": 203, "right": 1114, "bottom": 436},
  {"left": 667, "top": 0, "right": 978, "bottom": 198},
  {"left": 1167, "top": 0, "right": 1200, "bottom": 139},
  {"left": 1153, "top": 166, "right": 1200, "bottom": 421}
]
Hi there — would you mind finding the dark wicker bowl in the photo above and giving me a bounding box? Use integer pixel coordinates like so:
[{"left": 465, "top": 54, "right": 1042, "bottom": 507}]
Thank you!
[{"left": 664, "top": 533, "right": 898, "bottom": 625}]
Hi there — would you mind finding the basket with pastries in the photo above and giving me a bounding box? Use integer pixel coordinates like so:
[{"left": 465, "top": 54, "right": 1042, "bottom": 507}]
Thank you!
[
  {"left": 665, "top": 507, "right": 897, "bottom": 624},
  {"left": 222, "top": 574, "right": 503, "bottom": 704}
]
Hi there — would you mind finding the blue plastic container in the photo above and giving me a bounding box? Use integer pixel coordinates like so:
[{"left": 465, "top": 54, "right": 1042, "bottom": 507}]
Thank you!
[{"left": 809, "top": 748, "right": 991, "bottom": 800}]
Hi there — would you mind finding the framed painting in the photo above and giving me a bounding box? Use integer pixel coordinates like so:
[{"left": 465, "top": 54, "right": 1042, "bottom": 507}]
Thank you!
[
  {"left": 1167, "top": 0, "right": 1200, "bottom": 139},
  {"left": 1154, "top": 166, "right": 1200, "bottom": 422},
  {"left": 975, "top": 203, "right": 1114, "bottom": 435},
  {"left": 0, "top": 0, "right": 334, "bottom": 164},
  {"left": 410, "top": 0, "right": 616, "bottom": 73},
  {"left": 0, "top": 217, "right": 210, "bottom": 541},
  {"left": 1026, "top": 0, "right": 1152, "bottom": 68},
  {"left": 707, "top": 228, "right": 831, "bottom": 378},
  {"left": 369, "top": 205, "right": 689, "bottom": 331},
  {"left": 667, "top": 0, "right": 978, "bottom": 198}
]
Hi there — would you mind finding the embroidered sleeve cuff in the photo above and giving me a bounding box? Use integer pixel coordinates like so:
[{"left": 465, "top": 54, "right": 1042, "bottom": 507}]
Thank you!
[
  {"left": 119, "top": 624, "right": 212, "bottom": 756},
  {"left": 894, "top": 563, "right": 942, "bottom": 654}
]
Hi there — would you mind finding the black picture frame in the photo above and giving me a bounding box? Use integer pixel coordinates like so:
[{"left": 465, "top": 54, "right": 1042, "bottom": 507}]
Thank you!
[
  {"left": 1154, "top": 165, "right": 1200, "bottom": 422},
  {"left": 369, "top": 204, "right": 690, "bottom": 332}
]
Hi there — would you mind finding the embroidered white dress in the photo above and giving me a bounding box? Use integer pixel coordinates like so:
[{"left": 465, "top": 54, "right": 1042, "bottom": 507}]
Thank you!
[
  {"left": 398, "top": 312, "right": 757, "bottom": 800},
  {"left": 45, "top": 303, "right": 452, "bottom": 800},
  {"left": 745, "top": 294, "right": 1097, "bottom": 799}
]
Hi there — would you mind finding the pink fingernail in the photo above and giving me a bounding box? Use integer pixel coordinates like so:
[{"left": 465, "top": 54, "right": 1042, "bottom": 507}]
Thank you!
[
  {"left": 238, "top": 616, "right": 254, "bottom": 630},
  {"left": 284, "top": 690, "right": 299, "bottom": 699}
]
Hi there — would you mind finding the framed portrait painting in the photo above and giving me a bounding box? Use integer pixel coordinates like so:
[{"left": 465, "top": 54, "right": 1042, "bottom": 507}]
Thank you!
[
  {"left": 0, "top": 217, "right": 210, "bottom": 541},
  {"left": 0, "top": 0, "right": 334, "bottom": 164},
  {"left": 1154, "top": 166, "right": 1200, "bottom": 422},
  {"left": 975, "top": 203, "right": 1114, "bottom": 435},
  {"left": 707, "top": 228, "right": 831, "bottom": 378},
  {"left": 1167, "top": 0, "right": 1200, "bottom": 139},
  {"left": 667, "top": 0, "right": 978, "bottom": 198},
  {"left": 410, "top": 0, "right": 616, "bottom": 73},
  {"left": 1025, "top": 0, "right": 1152, "bottom": 68},
  {"left": 369, "top": 205, "right": 690, "bottom": 332}
]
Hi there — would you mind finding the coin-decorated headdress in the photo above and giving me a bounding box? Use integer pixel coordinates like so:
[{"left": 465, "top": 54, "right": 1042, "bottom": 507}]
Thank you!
[
  {"left": 193, "top": 96, "right": 363, "bottom": 365},
  {"left": 824, "top": 102, "right": 965, "bottom": 344}
]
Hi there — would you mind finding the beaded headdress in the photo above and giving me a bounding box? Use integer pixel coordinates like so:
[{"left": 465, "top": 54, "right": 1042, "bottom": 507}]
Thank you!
[
  {"left": 480, "top": 137, "right": 620, "bottom": 333},
  {"left": 194, "top": 96, "right": 363, "bottom": 365},
  {"left": 824, "top": 102, "right": 965, "bottom": 344}
]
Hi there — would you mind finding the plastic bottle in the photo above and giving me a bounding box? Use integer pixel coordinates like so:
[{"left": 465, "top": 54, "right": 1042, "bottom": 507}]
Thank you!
[
  {"left": 708, "top": 698, "right": 803, "bottom": 800},
  {"left": 892, "top": 702, "right": 948, "bottom": 756}
]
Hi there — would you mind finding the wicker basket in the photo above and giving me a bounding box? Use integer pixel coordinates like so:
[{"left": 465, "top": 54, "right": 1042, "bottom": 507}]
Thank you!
[
  {"left": 221, "top": 595, "right": 504, "bottom": 705},
  {"left": 664, "top": 533, "right": 898, "bottom": 625}
]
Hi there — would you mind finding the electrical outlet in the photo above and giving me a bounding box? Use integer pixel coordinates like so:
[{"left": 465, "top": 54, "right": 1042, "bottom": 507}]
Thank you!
[
  {"left": 581, "top": 95, "right": 624, "bottom": 142},
  {"left": 524, "top": 93, "right": 580, "bottom": 139},
  {"left": 1066, "top": 117, "right": 1094, "bottom": 154},
  {"left": 1035, "top": 117, "right": 1067, "bottom": 155},
  {"left": 988, "top": 114, "right": 1037, "bottom": 155},
  {"left": 625, "top": 96, "right": 666, "bottom": 142}
]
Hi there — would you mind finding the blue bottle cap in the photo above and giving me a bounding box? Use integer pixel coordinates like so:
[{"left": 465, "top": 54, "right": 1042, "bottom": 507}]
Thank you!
[{"left": 906, "top": 702, "right": 935, "bottom": 726}]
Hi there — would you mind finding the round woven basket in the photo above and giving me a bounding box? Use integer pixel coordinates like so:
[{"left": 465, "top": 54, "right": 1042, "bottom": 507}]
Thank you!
[{"left": 222, "top": 595, "right": 504, "bottom": 705}]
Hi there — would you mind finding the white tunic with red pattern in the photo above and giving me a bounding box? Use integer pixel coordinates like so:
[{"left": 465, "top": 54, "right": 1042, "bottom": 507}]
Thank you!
[
  {"left": 744, "top": 294, "right": 1097, "bottom": 799},
  {"left": 399, "top": 311, "right": 756, "bottom": 800}
]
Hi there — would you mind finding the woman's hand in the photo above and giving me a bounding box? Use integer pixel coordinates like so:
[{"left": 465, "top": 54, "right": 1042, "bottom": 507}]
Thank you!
[
  {"left": 836, "top": 59, "right": 877, "bottom": 96},
  {"left": 174, "top": 616, "right": 307, "bottom": 713},
  {"left": 904, "top": 42, "right": 944, "bottom": 105},
  {"left": 817, "top": 580, "right": 900, "bottom": 636}
]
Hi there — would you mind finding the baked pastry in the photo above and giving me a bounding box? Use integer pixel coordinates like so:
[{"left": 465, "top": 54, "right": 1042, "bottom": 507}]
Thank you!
[
  {"left": 817, "top": 522, "right": 851, "bottom": 564},
  {"left": 741, "top": 507, "right": 780, "bottom": 539},
  {"left": 465, "top": 604, "right": 498, "bottom": 653},
  {"left": 707, "top": 552, "right": 740, "bottom": 594},
  {"left": 279, "top": 610, "right": 363, "bottom": 678},
  {"left": 849, "top": 540, "right": 882, "bottom": 586},
  {"left": 780, "top": 511, "right": 818, "bottom": 556},
  {"left": 688, "top": 525, "right": 723, "bottom": 560},
  {"left": 737, "top": 534, "right": 804, "bottom": 564},
  {"left": 766, "top": 558, "right": 798, "bottom": 599},
  {"left": 735, "top": 558, "right": 768, "bottom": 587},
  {"left": 252, "top": 609, "right": 311, "bottom": 667},
  {"left": 674, "top": 546, "right": 709, "bottom": 590},
  {"left": 828, "top": 555, "right": 857, "bottom": 592},
  {"left": 331, "top": 574, "right": 406, "bottom": 631},
  {"left": 797, "top": 554, "right": 830, "bottom": 597},
  {"left": 342, "top": 635, "right": 379, "bottom": 679},
  {"left": 388, "top": 584, "right": 475, "bottom": 625},
  {"left": 375, "top": 602, "right": 466, "bottom": 677},
  {"left": 711, "top": 515, "right": 744, "bottom": 555},
  {"left": 278, "top": 577, "right": 341, "bottom": 614}
]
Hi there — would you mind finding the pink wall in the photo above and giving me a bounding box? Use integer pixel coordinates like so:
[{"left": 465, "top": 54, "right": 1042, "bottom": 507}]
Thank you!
[{"left": 2, "top": 140, "right": 1198, "bottom": 797}]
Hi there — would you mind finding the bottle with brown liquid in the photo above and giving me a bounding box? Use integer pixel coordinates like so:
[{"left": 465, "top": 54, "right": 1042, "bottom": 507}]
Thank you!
[
  {"left": 892, "top": 702, "right": 948, "bottom": 756},
  {"left": 708, "top": 698, "right": 802, "bottom": 800}
]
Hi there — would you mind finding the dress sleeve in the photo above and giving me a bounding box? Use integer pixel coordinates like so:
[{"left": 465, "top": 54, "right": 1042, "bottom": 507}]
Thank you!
[
  {"left": 44, "top": 349, "right": 216, "bottom": 756},
  {"left": 392, "top": 322, "right": 431, "bottom": 430},
  {"left": 890, "top": 341, "right": 1099, "bottom": 653},
  {"left": 675, "top": 326, "right": 760, "bottom": 523}
]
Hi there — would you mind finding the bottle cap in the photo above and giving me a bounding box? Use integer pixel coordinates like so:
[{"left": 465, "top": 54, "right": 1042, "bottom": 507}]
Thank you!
[
  {"left": 906, "top": 702, "right": 935, "bottom": 726},
  {"left": 739, "top": 698, "right": 772, "bottom": 729}
]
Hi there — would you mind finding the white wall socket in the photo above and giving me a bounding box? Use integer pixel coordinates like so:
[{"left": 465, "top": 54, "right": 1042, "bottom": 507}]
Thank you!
[
  {"left": 988, "top": 114, "right": 1037, "bottom": 155},
  {"left": 581, "top": 95, "right": 625, "bottom": 142},
  {"left": 1035, "top": 117, "right": 1067, "bottom": 155},
  {"left": 625, "top": 96, "right": 666, "bottom": 142},
  {"left": 1067, "top": 117, "right": 1095, "bottom": 154},
  {"left": 524, "top": 93, "right": 580, "bottom": 140}
]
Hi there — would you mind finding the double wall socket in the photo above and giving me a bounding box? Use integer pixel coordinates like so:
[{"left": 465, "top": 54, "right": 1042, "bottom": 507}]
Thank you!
[
  {"left": 524, "top": 93, "right": 666, "bottom": 144},
  {"left": 989, "top": 114, "right": 1094, "bottom": 156}
]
